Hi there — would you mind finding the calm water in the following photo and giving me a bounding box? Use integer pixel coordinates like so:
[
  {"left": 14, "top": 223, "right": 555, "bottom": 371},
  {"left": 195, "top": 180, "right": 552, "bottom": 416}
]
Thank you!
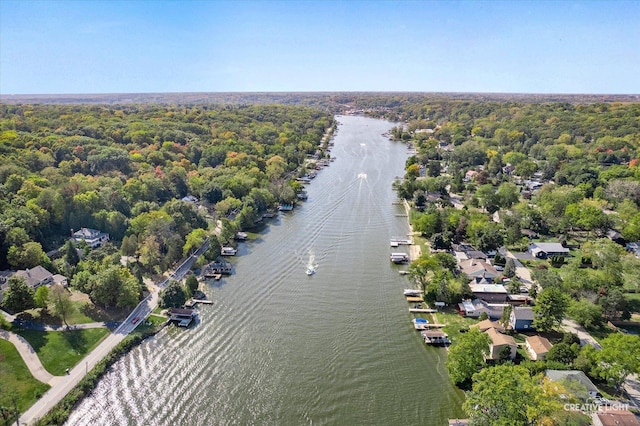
[{"left": 67, "top": 115, "right": 464, "bottom": 426}]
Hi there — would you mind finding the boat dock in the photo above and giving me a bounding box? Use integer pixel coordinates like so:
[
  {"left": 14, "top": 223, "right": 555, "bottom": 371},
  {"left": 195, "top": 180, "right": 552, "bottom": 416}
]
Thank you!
[
  {"left": 409, "top": 308, "right": 437, "bottom": 313},
  {"left": 421, "top": 330, "right": 451, "bottom": 345},
  {"left": 184, "top": 299, "right": 214, "bottom": 308},
  {"left": 406, "top": 296, "right": 423, "bottom": 303}
]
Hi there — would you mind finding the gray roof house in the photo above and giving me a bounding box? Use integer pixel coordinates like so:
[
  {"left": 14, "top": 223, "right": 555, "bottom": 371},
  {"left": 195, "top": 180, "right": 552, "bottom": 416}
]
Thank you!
[
  {"left": 529, "top": 242, "right": 570, "bottom": 259},
  {"left": 546, "top": 370, "right": 598, "bottom": 399},
  {"left": 14, "top": 266, "right": 54, "bottom": 289}
]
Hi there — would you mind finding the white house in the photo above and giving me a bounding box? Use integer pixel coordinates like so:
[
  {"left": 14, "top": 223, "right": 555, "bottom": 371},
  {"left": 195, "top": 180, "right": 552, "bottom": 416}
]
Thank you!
[{"left": 73, "top": 228, "right": 110, "bottom": 248}]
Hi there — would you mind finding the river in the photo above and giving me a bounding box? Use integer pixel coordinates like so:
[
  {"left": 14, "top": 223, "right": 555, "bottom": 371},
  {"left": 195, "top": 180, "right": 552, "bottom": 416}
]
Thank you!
[{"left": 66, "top": 115, "right": 465, "bottom": 426}]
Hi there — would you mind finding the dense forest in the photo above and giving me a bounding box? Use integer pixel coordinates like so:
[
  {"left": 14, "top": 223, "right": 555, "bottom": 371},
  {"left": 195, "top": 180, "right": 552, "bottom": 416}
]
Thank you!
[{"left": 0, "top": 103, "right": 332, "bottom": 308}]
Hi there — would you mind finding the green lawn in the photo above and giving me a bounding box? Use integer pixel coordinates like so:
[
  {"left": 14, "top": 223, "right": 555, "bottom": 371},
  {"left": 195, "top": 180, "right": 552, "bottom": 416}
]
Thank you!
[
  {"left": 13, "top": 328, "right": 110, "bottom": 376},
  {"left": 0, "top": 339, "right": 50, "bottom": 415},
  {"left": 434, "top": 307, "right": 478, "bottom": 344},
  {"left": 20, "top": 298, "right": 128, "bottom": 327}
]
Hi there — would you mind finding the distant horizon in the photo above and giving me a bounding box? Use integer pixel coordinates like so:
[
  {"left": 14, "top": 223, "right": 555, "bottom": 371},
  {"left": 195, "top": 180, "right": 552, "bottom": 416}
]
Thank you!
[{"left": 2, "top": 1, "right": 639, "bottom": 95}]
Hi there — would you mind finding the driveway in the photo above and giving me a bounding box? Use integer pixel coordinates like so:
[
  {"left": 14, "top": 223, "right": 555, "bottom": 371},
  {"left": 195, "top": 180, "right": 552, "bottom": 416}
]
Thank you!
[
  {"left": 500, "top": 248, "right": 534, "bottom": 286},
  {"left": 561, "top": 318, "right": 602, "bottom": 349}
]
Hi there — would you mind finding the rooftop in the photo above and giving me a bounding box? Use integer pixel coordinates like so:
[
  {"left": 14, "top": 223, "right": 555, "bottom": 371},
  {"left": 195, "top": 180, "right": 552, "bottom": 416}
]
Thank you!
[{"left": 526, "top": 335, "right": 553, "bottom": 354}]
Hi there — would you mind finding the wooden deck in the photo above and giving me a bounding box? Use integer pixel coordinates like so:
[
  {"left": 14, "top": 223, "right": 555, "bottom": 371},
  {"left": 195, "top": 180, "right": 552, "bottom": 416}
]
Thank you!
[
  {"left": 409, "top": 308, "right": 437, "bottom": 313},
  {"left": 406, "top": 296, "right": 423, "bottom": 303}
]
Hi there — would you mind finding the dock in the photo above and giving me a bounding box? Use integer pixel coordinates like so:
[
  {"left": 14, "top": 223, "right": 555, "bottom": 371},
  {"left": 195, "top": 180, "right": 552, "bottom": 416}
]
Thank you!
[
  {"left": 409, "top": 308, "right": 437, "bottom": 313},
  {"left": 406, "top": 296, "right": 423, "bottom": 303},
  {"left": 184, "top": 299, "right": 214, "bottom": 308},
  {"left": 413, "top": 323, "right": 445, "bottom": 329}
]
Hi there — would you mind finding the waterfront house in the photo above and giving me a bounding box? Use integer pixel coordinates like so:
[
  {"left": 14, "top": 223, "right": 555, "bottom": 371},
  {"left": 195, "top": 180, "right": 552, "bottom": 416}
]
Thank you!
[
  {"left": 529, "top": 242, "right": 569, "bottom": 259},
  {"left": 459, "top": 259, "right": 499, "bottom": 281},
  {"left": 509, "top": 306, "right": 535, "bottom": 330},
  {"left": 485, "top": 327, "right": 517, "bottom": 360},
  {"left": 72, "top": 227, "right": 110, "bottom": 248},
  {"left": 14, "top": 266, "right": 54, "bottom": 290},
  {"left": 546, "top": 370, "right": 598, "bottom": 399},
  {"left": 457, "top": 299, "right": 506, "bottom": 320},
  {"left": 525, "top": 335, "right": 553, "bottom": 360},
  {"left": 471, "top": 318, "right": 505, "bottom": 333},
  {"left": 469, "top": 283, "right": 508, "bottom": 303}
]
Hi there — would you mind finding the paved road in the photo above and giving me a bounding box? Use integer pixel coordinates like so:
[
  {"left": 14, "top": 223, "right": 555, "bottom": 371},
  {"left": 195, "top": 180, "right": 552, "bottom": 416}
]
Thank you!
[
  {"left": 17, "top": 240, "right": 209, "bottom": 426},
  {"left": 561, "top": 318, "right": 602, "bottom": 349},
  {"left": 500, "top": 248, "right": 534, "bottom": 286}
]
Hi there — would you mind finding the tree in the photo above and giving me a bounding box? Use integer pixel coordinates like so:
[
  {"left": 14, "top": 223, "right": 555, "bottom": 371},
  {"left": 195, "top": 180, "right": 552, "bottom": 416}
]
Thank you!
[
  {"left": 1, "top": 277, "right": 35, "bottom": 313},
  {"left": 545, "top": 342, "right": 580, "bottom": 365},
  {"left": 567, "top": 299, "right": 603, "bottom": 328},
  {"left": 89, "top": 266, "right": 139, "bottom": 308},
  {"left": 504, "top": 258, "right": 516, "bottom": 278},
  {"left": 497, "top": 182, "right": 519, "bottom": 208},
  {"left": 185, "top": 274, "right": 199, "bottom": 298},
  {"left": 7, "top": 242, "right": 50, "bottom": 270},
  {"left": 595, "top": 333, "right": 640, "bottom": 388},
  {"left": 63, "top": 240, "right": 80, "bottom": 266},
  {"left": 500, "top": 305, "right": 512, "bottom": 328},
  {"left": 160, "top": 280, "right": 187, "bottom": 308},
  {"left": 183, "top": 228, "right": 208, "bottom": 257},
  {"left": 446, "top": 328, "right": 490, "bottom": 385},
  {"left": 34, "top": 286, "right": 50, "bottom": 309},
  {"left": 408, "top": 255, "right": 439, "bottom": 293},
  {"left": 532, "top": 287, "right": 569, "bottom": 332},
  {"left": 49, "top": 284, "right": 74, "bottom": 327},
  {"left": 463, "top": 364, "right": 563, "bottom": 426}
]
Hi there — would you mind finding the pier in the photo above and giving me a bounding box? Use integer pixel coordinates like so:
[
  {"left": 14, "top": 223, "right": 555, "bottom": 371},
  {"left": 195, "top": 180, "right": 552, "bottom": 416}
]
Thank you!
[{"left": 409, "top": 308, "right": 437, "bottom": 313}]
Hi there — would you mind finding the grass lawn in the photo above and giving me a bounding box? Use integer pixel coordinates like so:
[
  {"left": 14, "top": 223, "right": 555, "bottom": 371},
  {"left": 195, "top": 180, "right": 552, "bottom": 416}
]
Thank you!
[
  {"left": 18, "top": 290, "right": 129, "bottom": 327},
  {"left": 13, "top": 328, "right": 110, "bottom": 376},
  {"left": 433, "top": 307, "right": 477, "bottom": 344},
  {"left": 0, "top": 339, "right": 50, "bottom": 415}
]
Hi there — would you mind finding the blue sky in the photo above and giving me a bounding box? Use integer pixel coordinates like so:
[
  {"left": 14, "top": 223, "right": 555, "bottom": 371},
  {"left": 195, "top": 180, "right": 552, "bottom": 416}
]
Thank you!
[{"left": 1, "top": 0, "right": 639, "bottom": 94}]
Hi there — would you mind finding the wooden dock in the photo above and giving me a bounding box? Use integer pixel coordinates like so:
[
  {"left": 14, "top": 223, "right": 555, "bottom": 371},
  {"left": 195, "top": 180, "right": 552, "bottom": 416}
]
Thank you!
[
  {"left": 409, "top": 308, "right": 437, "bottom": 313},
  {"left": 185, "top": 299, "right": 214, "bottom": 308},
  {"left": 406, "top": 296, "right": 423, "bottom": 303},
  {"left": 413, "top": 323, "right": 445, "bottom": 329}
]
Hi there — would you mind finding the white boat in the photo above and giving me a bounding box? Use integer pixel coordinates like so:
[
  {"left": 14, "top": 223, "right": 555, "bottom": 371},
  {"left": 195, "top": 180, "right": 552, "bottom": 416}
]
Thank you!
[
  {"left": 390, "top": 253, "right": 409, "bottom": 264},
  {"left": 404, "top": 289, "right": 422, "bottom": 297},
  {"left": 306, "top": 265, "right": 316, "bottom": 275},
  {"left": 221, "top": 246, "right": 237, "bottom": 256}
]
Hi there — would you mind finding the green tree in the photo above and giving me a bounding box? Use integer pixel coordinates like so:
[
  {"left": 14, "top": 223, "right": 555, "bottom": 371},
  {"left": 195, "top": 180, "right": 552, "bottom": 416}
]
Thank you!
[
  {"left": 463, "top": 364, "right": 563, "bottom": 426},
  {"left": 183, "top": 228, "right": 208, "bottom": 257},
  {"left": 595, "top": 333, "right": 640, "bottom": 388},
  {"left": 34, "top": 286, "right": 50, "bottom": 309},
  {"left": 532, "top": 287, "right": 569, "bottom": 331},
  {"left": 49, "top": 284, "right": 74, "bottom": 327},
  {"left": 408, "top": 255, "right": 439, "bottom": 293},
  {"left": 567, "top": 299, "right": 603, "bottom": 328},
  {"left": 504, "top": 258, "right": 516, "bottom": 278},
  {"left": 63, "top": 240, "right": 80, "bottom": 266},
  {"left": 1, "top": 277, "right": 35, "bottom": 313},
  {"left": 185, "top": 274, "right": 199, "bottom": 298},
  {"left": 7, "top": 242, "right": 49, "bottom": 270},
  {"left": 160, "top": 280, "right": 187, "bottom": 308},
  {"left": 446, "top": 328, "right": 490, "bottom": 385},
  {"left": 89, "top": 266, "right": 139, "bottom": 308},
  {"left": 545, "top": 342, "right": 580, "bottom": 365}
]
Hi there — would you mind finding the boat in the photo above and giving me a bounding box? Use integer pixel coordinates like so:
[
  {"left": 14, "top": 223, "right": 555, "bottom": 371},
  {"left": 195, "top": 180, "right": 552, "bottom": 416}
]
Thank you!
[
  {"left": 235, "top": 231, "right": 248, "bottom": 241},
  {"left": 390, "top": 253, "right": 409, "bottom": 264},
  {"left": 278, "top": 204, "right": 294, "bottom": 211},
  {"left": 412, "top": 318, "right": 430, "bottom": 330},
  {"left": 297, "top": 190, "right": 308, "bottom": 200},
  {"left": 399, "top": 270, "right": 410, "bottom": 275},
  {"left": 403, "top": 289, "right": 422, "bottom": 296},
  {"left": 221, "top": 246, "right": 237, "bottom": 256},
  {"left": 306, "top": 265, "right": 316, "bottom": 275}
]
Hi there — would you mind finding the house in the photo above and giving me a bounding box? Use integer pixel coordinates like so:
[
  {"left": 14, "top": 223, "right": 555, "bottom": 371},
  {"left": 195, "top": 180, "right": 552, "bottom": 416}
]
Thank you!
[
  {"left": 457, "top": 299, "right": 507, "bottom": 320},
  {"left": 459, "top": 259, "right": 499, "bottom": 281},
  {"left": 14, "top": 266, "right": 54, "bottom": 289},
  {"left": 485, "top": 327, "right": 517, "bottom": 360},
  {"left": 606, "top": 229, "right": 626, "bottom": 246},
  {"left": 592, "top": 408, "right": 640, "bottom": 426},
  {"left": 471, "top": 318, "right": 505, "bottom": 333},
  {"left": 525, "top": 335, "right": 553, "bottom": 360},
  {"left": 546, "top": 370, "right": 598, "bottom": 399},
  {"left": 452, "top": 244, "right": 487, "bottom": 261},
  {"left": 510, "top": 306, "right": 535, "bottom": 330},
  {"left": 464, "top": 170, "right": 478, "bottom": 182},
  {"left": 469, "top": 283, "right": 508, "bottom": 303},
  {"left": 529, "top": 242, "right": 569, "bottom": 259},
  {"left": 626, "top": 241, "right": 640, "bottom": 257},
  {"left": 72, "top": 227, "right": 110, "bottom": 249},
  {"left": 52, "top": 274, "right": 68, "bottom": 287},
  {"left": 181, "top": 194, "right": 199, "bottom": 204},
  {"left": 168, "top": 308, "right": 197, "bottom": 327}
]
